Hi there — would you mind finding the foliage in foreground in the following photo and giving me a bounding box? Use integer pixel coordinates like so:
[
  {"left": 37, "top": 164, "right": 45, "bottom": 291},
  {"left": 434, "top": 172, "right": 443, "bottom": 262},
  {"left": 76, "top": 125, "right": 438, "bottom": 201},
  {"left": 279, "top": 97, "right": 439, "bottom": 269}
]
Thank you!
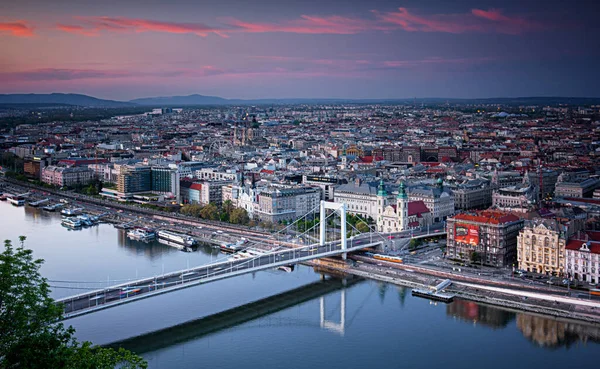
[{"left": 0, "top": 237, "right": 147, "bottom": 369}]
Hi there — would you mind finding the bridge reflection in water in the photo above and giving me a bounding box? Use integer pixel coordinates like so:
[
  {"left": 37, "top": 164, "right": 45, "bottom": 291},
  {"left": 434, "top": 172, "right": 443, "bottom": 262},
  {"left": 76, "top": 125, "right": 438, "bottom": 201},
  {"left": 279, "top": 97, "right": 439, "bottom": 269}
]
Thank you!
[{"left": 108, "top": 276, "right": 361, "bottom": 354}]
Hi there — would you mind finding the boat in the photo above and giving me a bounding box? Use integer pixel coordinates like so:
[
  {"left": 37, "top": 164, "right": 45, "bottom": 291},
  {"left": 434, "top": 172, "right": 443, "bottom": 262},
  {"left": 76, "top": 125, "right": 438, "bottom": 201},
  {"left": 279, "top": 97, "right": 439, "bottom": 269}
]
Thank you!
[
  {"left": 61, "top": 217, "right": 83, "bottom": 229},
  {"left": 411, "top": 289, "right": 454, "bottom": 303},
  {"left": 28, "top": 198, "right": 49, "bottom": 207},
  {"left": 373, "top": 254, "right": 403, "bottom": 263},
  {"left": 157, "top": 237, "right": 193, "bottom": 252},
  {"left": 590, "top": 288, "right": 600, "bottom": 296},
  {"left": 42, "top": 203, "right": 63, "bottom": 212},
  {"left": 277, "top": 265, "right": 295, "bottom": 273},
  {"left": 157, "top": 230, "right": 197, "bottom": 247},
  {"left": 76, "top": 214, "right": 98, "bottom": 227},
  {"left": 61, "top": 207, "right": 83, "bottom": 216},
  {"left": 220, "top": 243, "right": 244, "bottom": 253},
  {"left": 127, "top": 228, "right": 156, "bottom": 242},
  {"left": 8, "top": 195, "right": 26, "bottom": 206}
]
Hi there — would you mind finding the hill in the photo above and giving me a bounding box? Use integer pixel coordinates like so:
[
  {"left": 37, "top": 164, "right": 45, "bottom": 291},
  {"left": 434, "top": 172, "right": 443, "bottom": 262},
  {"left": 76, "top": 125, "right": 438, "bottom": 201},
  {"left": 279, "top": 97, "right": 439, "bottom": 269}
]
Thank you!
[
  {"left": 0, "top": 93, "right": 134, "bottom": 107},
  {"left": 129, "top": 94, "right": 229, "bottom": 105}
]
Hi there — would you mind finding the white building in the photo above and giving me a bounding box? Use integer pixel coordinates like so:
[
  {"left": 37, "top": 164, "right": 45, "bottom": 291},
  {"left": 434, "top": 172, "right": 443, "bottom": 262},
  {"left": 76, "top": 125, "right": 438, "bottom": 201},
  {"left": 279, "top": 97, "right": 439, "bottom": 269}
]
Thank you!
[
  {"left": 408, "top": 178, "right": 455, "bottom": 223},
  {"left": 334, "top": 178, "right": 387, "bottom": 221},
  {"left": 566, "top": 237, "right": 600, "bottom": 285},
  {"left": 41, "top": 166, "right": 94, "bottom": 187},
  {"left": 195, "top": 168, "right": 240, "bottom": 182}
]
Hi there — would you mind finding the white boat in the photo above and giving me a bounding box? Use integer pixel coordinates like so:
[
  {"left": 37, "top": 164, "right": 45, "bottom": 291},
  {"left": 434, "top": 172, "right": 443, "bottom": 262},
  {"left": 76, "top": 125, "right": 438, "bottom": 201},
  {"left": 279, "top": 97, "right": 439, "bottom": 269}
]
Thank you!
[
  {"left": 127, "top": 228, "right": 156, "bottom": 242},
  {"left": 277, "top": 265, "right": 294, "bottom": 273},
  {"left": 61, "top": 207, "right": 83, "bottom": 216},
  {"left": 8, "top": 196, "right": 25, "bottom": 206},
  {"left": 157, "top": 230, "right": 196, "bottom": 247},
  {"left": 157, "top": 238, "right": 193, "bottom": 252},
  {"left": 61, "top": 217, "right": 83, "bottom": 229}
]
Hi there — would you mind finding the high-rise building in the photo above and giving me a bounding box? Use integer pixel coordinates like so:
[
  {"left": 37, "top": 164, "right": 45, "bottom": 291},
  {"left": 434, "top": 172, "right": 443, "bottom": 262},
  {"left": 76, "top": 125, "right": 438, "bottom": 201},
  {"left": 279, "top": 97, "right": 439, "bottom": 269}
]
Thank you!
[
  {"left": 117, "top": 165, "right": 151, "bottom": 194},
  {"left": 151, "top": 166, "right": 180, "bottom": 201}
]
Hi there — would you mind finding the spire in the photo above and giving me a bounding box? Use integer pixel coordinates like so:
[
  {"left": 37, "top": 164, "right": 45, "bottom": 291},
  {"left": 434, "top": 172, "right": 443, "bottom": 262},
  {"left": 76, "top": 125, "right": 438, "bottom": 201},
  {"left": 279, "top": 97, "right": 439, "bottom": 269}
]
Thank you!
[
  {"left": 436, "top": 177, "right": 443, "bottom": 189},
  {"left": 377, "top": 179, "right": 387, "bottom": 197},
  {"left": 397, "top": 181, "right": 408, "bottom": 199}
]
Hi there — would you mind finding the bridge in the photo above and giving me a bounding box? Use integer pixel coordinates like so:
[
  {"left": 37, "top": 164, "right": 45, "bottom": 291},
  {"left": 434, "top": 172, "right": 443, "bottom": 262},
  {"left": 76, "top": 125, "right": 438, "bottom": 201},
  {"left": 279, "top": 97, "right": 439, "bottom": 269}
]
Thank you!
[{"left": 57, "top": 201, "right": 387, "bottom": 319}]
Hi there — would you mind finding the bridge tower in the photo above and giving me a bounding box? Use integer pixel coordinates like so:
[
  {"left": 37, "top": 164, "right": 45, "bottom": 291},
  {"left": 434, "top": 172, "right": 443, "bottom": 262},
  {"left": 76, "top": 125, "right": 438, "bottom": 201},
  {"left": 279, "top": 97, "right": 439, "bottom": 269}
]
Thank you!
[{"left": 319, "top": 200, "right": 347, "bottom": 259}]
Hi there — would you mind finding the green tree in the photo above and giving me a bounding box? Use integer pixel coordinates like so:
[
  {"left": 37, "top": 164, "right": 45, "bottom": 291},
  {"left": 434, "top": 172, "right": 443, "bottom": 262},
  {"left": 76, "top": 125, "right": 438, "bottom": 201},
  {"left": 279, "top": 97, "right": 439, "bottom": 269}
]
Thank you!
[
  {"left": 200, "top": 203, "right": 219, "bottom": 220},
  {"left": 356, "top": 221, "right": 370, "bottom": 233},
  {"left": 222, "top": 200, "right": 234, "bottom": 216},
  {"left": 0, "top": 237, "right": 147, "bottom": 369},
  {"left": 230, "top": 208, "right": 250, "bottom": 225},
  {"left": 470, "top": 251, "right": 481, "bottom": 264}
]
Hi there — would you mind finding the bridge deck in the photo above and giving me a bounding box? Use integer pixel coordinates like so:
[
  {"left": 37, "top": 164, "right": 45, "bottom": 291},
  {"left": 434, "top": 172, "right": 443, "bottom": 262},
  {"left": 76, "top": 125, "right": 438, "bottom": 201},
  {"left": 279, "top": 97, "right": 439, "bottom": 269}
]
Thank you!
[{"left": 57, "top": 241, "right": 382, "bottom": 319}]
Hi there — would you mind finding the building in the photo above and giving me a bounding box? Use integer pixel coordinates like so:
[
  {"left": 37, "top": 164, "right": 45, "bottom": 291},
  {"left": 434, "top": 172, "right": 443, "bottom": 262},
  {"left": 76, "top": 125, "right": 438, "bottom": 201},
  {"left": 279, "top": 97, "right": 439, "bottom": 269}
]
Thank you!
[
  {"left": 492, "top": 185, "right": 537, "bottom": 213},
  {"left": 195, "top": 168, "right": 240, "bottom": 182},
  {"left": 408, "top": 178, "right": 454, "bottom": 223},
  {"left": 41, "top": 165, "right": 95, "bottom": 187},
  {"left": 23, "top": 156, "right": 49, "bottom": 179},
  {"left": 565, "top": 234, "right": 600, "bottom": 284},
  {"left": 302, "top": 174, "right": 341, "bottom": 200},
  {"left": 447, "top": 210, "right": 524, "bottom": 267},
  {"left": 222, "top": 182, "right": 262, "bottom": 219},
  {"left": 377, "top": 181, "right": 432, "bottom": 232},
  {"left": 452, "top": 179, "right": 492, "bottom": 210},
  {"left": 334, "top": 179, "right": 387, "bottom": 221},
  {"left": 151, "top": 166, "right": 180, "bottom": 201},
  {"left": 517, "top": 219, "right": 568, "bottom": 276},
  {"left": 117, "top": 165, "right": 151, "bottom": 194},
  {"left": 555, "top": 178, "right": 600, "bottom": 198},
  {"left": 256, "top": 186, "right": 320, "bottom": 223}
]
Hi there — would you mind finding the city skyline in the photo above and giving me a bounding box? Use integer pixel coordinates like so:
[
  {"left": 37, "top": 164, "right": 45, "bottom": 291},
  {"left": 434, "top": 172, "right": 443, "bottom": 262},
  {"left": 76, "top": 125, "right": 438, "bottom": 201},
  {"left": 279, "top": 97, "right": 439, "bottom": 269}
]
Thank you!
[{"left": 1, "top": 0, "right": 599, "bottom": 100}]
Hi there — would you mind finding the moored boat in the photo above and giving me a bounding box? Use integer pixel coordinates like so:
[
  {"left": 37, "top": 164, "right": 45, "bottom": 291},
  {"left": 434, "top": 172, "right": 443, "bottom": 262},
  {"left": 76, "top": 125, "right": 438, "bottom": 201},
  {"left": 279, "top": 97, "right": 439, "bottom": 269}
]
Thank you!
[
  {"left": 8, "top": 195, "right": 25, "bottom": 206},
  {"left": 61, "top": 207, "right": 83, "bottom": 216},
  {"left": 61, "top": 217, "right": 83, "bottom": 229},
  {"left": 157, "top": 230, "right": 196, "bottom": 247},
  {"left": 127, "top": 227, "right": 156, "bottom": 242}
]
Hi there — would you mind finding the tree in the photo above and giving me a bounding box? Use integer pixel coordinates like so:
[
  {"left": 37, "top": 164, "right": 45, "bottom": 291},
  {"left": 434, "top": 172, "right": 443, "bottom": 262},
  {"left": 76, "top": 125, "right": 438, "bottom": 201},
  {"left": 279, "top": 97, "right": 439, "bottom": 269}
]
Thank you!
[
  {"left": 200, "top": 203, "right": 219, "bottom": 220},
  {"left": 230, "top": 208, "right": 250, "bottom": 225},
  {"left": 222, "top": 200, "right": 234, "bottom": 216},
  {"left": 356, "top": 221, "right": 370, "bottom": 233},
  {"left": 470, "top": 251, "right": 481, "bottom": 264},
  {"left": 0, "top": 237, "right": 147, "bottom": 368}
]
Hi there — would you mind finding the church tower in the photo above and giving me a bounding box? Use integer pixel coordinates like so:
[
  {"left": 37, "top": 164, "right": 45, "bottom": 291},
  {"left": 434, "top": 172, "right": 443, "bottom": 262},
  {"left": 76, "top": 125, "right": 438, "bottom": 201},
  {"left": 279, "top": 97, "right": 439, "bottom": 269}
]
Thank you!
[
  {"left": 341, "top": 147, "right": 348, "bottom": 169},
  {"left": 396, "top": 181, "right": 408, "bottom": 231}
]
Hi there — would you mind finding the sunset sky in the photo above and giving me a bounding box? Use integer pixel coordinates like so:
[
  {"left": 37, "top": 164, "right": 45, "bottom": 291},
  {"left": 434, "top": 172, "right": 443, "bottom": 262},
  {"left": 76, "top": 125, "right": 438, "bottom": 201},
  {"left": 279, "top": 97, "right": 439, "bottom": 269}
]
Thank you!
[{"left": 1, "top": 0, "right": 599, "bottom": 100}]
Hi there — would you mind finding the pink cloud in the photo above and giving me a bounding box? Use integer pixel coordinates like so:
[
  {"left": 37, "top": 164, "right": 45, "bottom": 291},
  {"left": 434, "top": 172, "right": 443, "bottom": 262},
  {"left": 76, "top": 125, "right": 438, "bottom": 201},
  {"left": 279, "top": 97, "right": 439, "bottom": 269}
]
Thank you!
[
  {"left": 57, "top": 24, "right": 98, "bottom": 36},
  {"left": 221, "top": 15, "right": 390, "bottom": 35},
  {"left": 0, "top": 21, "right": 34, "bottom": 37},
  {"left": 58, "top": 17, "right": 228, "bottom": 37},
  {"left": 373, "top": 8, "right": 546, "bottom": 35}
]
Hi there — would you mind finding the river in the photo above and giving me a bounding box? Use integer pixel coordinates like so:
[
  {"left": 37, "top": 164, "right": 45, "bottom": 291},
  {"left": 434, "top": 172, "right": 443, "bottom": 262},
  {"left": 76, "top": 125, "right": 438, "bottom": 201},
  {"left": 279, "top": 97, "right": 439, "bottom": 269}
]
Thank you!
[{"left": 1, "top": 202, "right": 598, "bottom": 369}]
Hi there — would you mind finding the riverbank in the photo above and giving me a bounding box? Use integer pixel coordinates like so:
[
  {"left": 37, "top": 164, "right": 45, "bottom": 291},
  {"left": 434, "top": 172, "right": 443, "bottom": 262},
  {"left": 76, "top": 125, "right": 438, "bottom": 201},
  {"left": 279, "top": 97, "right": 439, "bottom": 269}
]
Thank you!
[{"left": 314, "top": 258, "right": 600, "bottom": 325}]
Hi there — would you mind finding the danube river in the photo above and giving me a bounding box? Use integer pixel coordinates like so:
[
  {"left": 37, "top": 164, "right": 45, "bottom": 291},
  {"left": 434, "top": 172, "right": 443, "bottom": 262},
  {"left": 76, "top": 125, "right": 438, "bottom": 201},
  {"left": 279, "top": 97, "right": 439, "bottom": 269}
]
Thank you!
[{"left": 1, "top": 202, "right": 599, "bottom": 369}]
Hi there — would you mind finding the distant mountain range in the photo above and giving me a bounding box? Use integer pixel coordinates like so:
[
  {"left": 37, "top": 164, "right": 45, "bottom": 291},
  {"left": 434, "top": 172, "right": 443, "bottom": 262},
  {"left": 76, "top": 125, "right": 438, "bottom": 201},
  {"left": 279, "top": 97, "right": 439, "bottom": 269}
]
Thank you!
[
  {"left": 1, "top": 93, "right": 599, "bottom": 107},
  {"left": 0, "top": 93, "right": 132, "bottom": 107}
]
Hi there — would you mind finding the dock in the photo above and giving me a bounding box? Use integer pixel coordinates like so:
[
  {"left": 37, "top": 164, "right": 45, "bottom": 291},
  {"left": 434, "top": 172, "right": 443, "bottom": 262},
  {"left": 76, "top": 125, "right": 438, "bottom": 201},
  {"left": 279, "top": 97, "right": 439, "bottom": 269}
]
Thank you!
[
  {"left": 411, "top": 279, "right": 455, "bottom": 303},
  {"left": 28, "top": 198, "right": 50, "bottom": 207}
]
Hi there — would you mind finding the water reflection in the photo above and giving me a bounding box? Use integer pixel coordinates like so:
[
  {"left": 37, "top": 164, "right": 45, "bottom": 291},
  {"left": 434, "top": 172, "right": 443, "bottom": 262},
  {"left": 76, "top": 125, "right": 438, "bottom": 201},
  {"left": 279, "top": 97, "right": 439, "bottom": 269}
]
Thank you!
[
  {"left": 447, "top": 299, "right": 600, "bottom": 348},
  {"left": 516, "top": 314, "right": 600, "bottom": 348},
  {"left": 111, "top": 277, "right": 359, "bottom": 353},
  {"left": 447, "top": 299, "right": 514, "bottom": 329}
]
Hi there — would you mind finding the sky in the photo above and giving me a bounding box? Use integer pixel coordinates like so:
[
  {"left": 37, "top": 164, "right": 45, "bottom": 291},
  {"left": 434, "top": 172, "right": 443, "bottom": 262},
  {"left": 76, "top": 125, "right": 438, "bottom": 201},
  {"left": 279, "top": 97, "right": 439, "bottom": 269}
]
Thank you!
[{"left": 1, "top": 0, "right": 599, "bottom": 101}]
